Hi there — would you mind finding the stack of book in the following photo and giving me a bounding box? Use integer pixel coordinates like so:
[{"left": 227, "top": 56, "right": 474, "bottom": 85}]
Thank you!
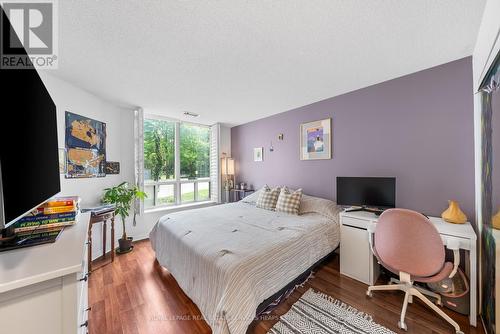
[{"left": 13, "top": 196, "right": 80, "bottom": 233}]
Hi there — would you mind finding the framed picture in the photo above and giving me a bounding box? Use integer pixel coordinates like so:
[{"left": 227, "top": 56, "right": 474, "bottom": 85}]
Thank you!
[
  {"left": 105, "top": 161, "right": 120, "bottom": 175},
  {"left": 254, "top": 147, "right": 263, "bottom": 161},
  {"left": 65, "top": 111, "right": 107, "bottom": 178},
  {"left": 300, "top": 118, "right": 332, "bottom": 160},
  {"left": 58, "top": 148, "right": 66, "bottom": 174}
]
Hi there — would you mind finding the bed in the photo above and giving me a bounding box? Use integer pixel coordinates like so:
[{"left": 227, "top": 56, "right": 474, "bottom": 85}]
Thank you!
[{"left": 149, "top": 193, "right": 341, "bottom": 334}]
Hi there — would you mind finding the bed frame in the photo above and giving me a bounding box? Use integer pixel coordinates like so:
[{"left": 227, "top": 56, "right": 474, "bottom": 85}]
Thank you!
[{"left": 255, "top": 247, "right": 339, "bottom": 316}]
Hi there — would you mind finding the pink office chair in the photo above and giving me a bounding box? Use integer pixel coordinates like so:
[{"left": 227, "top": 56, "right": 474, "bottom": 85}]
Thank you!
[{"left": 366, "top": 209, "right": 463, "bottom": 333}]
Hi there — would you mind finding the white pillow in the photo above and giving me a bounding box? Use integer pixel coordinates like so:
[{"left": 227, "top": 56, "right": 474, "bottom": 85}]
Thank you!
[
  {"left": 299, "top": 194, "right": 340, "bottom": 220},
  {"left": 240, "top": 188, "right": 262, "bottom": 205}
]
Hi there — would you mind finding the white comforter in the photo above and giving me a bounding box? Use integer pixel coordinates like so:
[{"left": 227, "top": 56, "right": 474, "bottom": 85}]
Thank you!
[{"left": 149, "top": 202, "right": 340, "bottom": 334}]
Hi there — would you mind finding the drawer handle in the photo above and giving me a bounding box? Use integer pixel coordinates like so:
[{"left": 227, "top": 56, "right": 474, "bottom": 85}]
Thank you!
[
  {"left": 80, "top": 320, "right": 88, "bottom": 328},
  {"left": 79, "top": 273, "right": 90, "bottom": 282}
]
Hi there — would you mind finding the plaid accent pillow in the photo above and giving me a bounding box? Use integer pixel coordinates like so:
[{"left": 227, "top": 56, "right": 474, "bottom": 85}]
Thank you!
[
  {"left": 276, "top": 187, "right": 303, "bottom": 215},
  {"left": 256, "top": 185, "right": 281, "bottom": 210}
]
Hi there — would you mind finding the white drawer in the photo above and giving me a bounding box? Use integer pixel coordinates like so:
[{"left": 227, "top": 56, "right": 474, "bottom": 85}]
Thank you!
[
  {"left": 77, "top": 242, "right": 89, "bottom": 303},
  {"left": 441, "top": 234, "right": 471, "bottom": 251},
  {"left": 82, "top": 238, "right": 89, "bottom": 274},
  {"left": 341, "top": 216, "right": 369, "bottom": 230},
  {"left": 77, "top": 277, "right": 89, "bottom": 332}
]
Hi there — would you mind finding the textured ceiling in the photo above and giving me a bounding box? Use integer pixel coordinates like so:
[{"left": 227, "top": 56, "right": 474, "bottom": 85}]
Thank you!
[{"left": 49, "top": 0, "right": 485, "bottom": 126}]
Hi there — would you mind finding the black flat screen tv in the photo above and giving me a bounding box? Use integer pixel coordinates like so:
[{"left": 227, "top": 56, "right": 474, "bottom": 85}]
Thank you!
[
  {"left": 0, "top": 8, "right": 60, "bottom": 230},
  {"left": 336, "top": 177, "right": 396, "bottom": 209}
]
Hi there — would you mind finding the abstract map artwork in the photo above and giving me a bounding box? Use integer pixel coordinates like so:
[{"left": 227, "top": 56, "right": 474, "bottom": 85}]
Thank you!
[{"left": 65, "top": 111, "right": 106, "bottom": 178}]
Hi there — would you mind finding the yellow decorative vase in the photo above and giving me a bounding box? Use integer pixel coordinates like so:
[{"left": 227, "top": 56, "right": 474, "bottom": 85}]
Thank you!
[
  {"left": 441, "top": 200, "right": 467, "bottom": 224},
  {"left": 493, "top": 209, "right": 500, "bottom": 230}
]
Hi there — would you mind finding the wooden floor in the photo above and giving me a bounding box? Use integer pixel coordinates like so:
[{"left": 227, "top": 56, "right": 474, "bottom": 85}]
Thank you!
[{"left": 89, "top": 240, "right": 484, "bottom": 334}]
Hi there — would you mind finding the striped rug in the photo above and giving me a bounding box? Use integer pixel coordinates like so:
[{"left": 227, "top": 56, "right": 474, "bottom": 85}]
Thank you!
[{"left": 267, "top": 289, "right": 395, "bottom": 334}]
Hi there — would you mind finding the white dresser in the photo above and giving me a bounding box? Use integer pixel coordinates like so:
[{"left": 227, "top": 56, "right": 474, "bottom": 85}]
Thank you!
[
  {"left": 0, "top": 212, "right": 91, "bottom": 334},
  {"left": 339, "top": 210, "right": 478, "bottom": 326}
]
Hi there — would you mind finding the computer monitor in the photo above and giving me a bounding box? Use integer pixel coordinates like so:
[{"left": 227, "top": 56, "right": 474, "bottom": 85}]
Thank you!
[{"left": 336, "top": 177, "right": 396, "bottom": 209}]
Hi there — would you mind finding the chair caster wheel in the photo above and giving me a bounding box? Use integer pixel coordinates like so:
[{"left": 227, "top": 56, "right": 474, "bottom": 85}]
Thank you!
[
  {"left": 398, "top": 321, "right": 407, "bottom": 331},
  {"left": 366, "top": 290, "right": 373, "bottom": 297}
]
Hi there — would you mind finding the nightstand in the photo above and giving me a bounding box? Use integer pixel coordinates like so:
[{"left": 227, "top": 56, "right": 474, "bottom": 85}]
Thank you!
[{"left": 232, "top": 189, "right": 255, "bottom": 202}]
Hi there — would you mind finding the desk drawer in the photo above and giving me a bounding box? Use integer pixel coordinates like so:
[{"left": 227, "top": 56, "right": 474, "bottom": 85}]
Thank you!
[
  {"left": 341, "top": 216, "right": 369, "bottom": 230},
  {"left": 441, "top": 234, "right": 471, "bottom": 251}
]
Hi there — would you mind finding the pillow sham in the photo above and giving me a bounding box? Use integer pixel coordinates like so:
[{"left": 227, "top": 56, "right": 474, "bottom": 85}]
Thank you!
[
  {"left": 256, "top": 185, "right": 281, "bottom": 210},
  {"left": 275, "top": 187, "right": 303, "bottom": 215}
]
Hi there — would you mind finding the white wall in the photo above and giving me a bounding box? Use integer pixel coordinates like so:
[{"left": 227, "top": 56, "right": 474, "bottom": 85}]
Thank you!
[
  {"left": 38, "top": 72, "right": 225, "bottom": 259},
  {"left": 39, "top": 73, "right": 134, "bottom": 206},
  {"left": 39, "top": 72, "right": 138, "bottom": 259}
]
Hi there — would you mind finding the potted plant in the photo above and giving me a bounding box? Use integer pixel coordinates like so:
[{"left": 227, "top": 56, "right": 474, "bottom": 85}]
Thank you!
[{"left": 102, "top": 182, "right": 146, "bottom": 253}]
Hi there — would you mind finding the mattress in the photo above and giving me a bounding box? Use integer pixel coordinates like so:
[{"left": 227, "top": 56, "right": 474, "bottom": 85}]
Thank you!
[{"left": 149, "top": 201, "right": 340, "bottom": 334}]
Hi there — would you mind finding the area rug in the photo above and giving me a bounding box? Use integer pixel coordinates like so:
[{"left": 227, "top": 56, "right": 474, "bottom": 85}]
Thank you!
[{"left": 267, "top": 289, "right": 396, "bottom": 334}]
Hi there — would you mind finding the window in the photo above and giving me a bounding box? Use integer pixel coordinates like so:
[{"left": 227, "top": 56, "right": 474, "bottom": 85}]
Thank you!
[{"left": 143, "top": 116, "right": 212, "bottom": 208}]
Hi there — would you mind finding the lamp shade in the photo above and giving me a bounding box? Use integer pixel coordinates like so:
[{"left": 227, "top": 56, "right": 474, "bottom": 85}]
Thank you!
[
  {"left": 221, "top": 157, "right": 235, "bottom": 175},
  {"left": 227, "top": 158, "right": 234, "bottom": 175}
]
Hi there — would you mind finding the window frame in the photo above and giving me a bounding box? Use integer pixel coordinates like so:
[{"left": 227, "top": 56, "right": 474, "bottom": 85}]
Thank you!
[{"left": 143, "top": 114, "right": 211, "bottom": 209}]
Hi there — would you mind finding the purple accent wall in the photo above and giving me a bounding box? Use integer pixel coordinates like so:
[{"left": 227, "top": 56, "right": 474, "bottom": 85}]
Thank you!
[{"left": 231, "top": 57, "right": 475, "bottom": 219}]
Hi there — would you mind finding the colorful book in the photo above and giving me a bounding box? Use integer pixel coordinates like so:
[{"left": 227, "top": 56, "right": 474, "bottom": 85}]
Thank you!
[
  {"left": 34, "top": 205, "right": 76, "bottom": 215},
  {"left": 16, "top": 212, "right": 76, "bottom": 223},
  {"left": 16, "top": 227, "right": 64, "bottom": 240},
  {"left": 44, "top": 196, "right": 80, "bottom": 206},
  {"left": 43, "top": 199, "right": 75, "bottom": 207},
  {"left": 15, "top": 216, "right": 75, "bottom": 229},
  {"left": 15, "top": 220, "right": 75, "bottom": 233}
]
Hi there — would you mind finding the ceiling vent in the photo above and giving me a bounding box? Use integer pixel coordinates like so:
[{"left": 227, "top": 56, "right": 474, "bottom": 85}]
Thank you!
[{"left": 183, "top": 111, "right": 199, "bottom": 118}]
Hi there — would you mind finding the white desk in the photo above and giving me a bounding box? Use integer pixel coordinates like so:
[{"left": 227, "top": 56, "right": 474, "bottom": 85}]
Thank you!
[{"left": 339, "top": 211, "right": 477, "bottom": 327}]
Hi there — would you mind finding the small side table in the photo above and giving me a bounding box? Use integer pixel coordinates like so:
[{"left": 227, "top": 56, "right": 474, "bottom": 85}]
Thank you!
[
  {"left": 232, "top": 189, "right": 255, "bottom": 202},
  {"left": 87, "top": 210, "right": 115, "bottom": 273}
]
